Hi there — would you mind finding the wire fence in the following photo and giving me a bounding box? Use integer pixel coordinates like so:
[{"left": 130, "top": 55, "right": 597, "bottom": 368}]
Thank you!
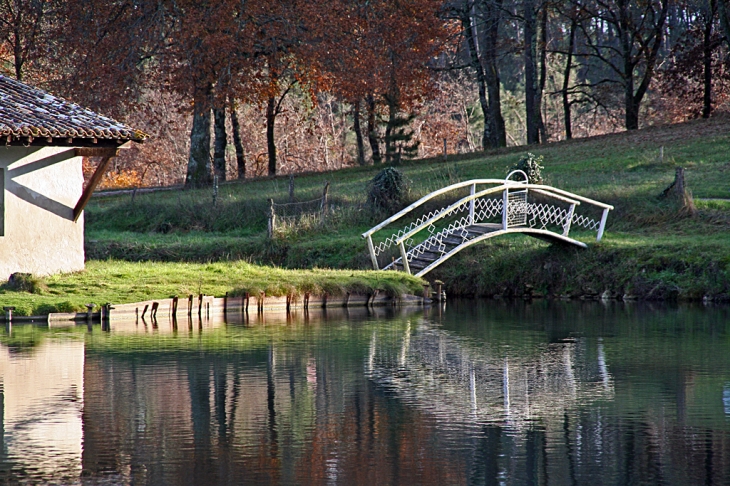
[{"left": 268, "top": 181, "right": 330, "bottom": 238}]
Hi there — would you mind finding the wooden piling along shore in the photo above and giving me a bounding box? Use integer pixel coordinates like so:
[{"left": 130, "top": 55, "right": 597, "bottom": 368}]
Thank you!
[{"left": 1, "top": 291, "right": 432, "bottom": 325}]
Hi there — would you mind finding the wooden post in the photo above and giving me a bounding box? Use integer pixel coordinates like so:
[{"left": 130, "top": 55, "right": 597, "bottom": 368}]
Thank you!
[
  {"left": 268, "top": 198, "right": 276, "bottom": 239},
  {"left": 212, "top": 175, "right": 219, "bottom": 207},
  {"left": 85, "top": 304, "right": 95, "bottom": 322},
  {"left": 188, "top": 295, "right": 193, "bottom": 316},
  {"left": 321, "top": 181, "right": 330, "bottom": 217},
  {"left": 73, "top": 154, "right": 116, "bottom": 222},
  {"left": 172, "top": 296, "right": 179, "bottom": 317},
  {"left": 443, "top": 138, "right": 447, "bottom": 161},
  {"left": 289, "top": 174, "right": 295, "bottom": 203}
]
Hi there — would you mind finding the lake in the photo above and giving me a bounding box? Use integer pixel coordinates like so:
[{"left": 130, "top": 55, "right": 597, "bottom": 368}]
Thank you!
[{"left": 2, "top": 299, "right": 730, "bottom": 485}]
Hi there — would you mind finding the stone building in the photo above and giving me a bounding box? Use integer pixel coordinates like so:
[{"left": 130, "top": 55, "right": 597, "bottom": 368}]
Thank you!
[{"left": 0, "top": 75, "right": 147, "bottom": 277}]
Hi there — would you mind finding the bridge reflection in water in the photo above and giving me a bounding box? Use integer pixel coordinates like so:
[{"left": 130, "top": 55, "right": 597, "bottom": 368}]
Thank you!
[
  {"left": 367, "top": 318, "right": 614, "bottom": 434},
  {"left": 2, "top": 302, "right": 730, "bottom": 484}
]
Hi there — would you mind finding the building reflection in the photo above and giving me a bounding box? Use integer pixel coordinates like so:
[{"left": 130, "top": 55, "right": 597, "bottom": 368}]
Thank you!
[{"left": 0, "top": 336, "right": 84, "bottom": 482}]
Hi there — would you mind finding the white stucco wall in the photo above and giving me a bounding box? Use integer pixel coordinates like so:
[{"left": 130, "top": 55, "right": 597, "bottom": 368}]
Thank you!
[{"left": 0, "top": 146, "right": 85, "bottom": 278}]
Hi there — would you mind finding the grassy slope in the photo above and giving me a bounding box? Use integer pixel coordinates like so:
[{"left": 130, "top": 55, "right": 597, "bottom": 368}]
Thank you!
[{"left": 79, "top": 114, "right": 730, "bottom": 301}]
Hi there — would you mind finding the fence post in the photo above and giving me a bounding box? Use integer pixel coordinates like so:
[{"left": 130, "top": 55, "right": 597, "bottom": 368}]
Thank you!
[
  {"left": 268, "top": 198, "right": 276, "bottom": 238},
  {"left": 469, "top": 183, "right": 476, "bottom": 224},
  {"left": 321, "top": 181, "right": 330, "bottom": 217},
  {"left": 213, "top": 175, "right": 219, "bottom": 207},
  {"left": 289, "top": 174, "right": 295, "bottom": 203}
]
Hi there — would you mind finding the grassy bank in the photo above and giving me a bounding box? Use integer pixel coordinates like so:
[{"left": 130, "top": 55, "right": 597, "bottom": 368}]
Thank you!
[
  {"left": 0, "top": 261, "right": 425, "bottom": 316},
  {"left": 69, "top": 115, "right": 730, "bottom": 301}
]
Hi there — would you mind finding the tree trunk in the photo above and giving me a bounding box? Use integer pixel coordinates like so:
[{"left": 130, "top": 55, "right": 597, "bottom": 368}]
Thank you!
[
  {"left": 266, "top": 96, "right": 277, "bottom": 176},
  {"left": 366, "top": 94, "right": 382, "bottom": 164},
  {"left": 230, "top": 101, "right": 246, "bottom": 180},
  {"left": 185, "top": 84, "right": 213, "bottom": 188},
  {"left": 483, "top": 0, "right": 506, "bottom": 147},
  {"left": 702, "top": 0, "right": 716, "bottom": 119},
  {"left": 524, "top": 0, "right": 539, "bottom": 144},
  {"left": 618, "top": 0, "right": 639, "bottom": 130},
  {"left": 562, "top": 15, "right": 577, "bottom": 140},
  {"left": 718, "top": 0, "right": 730, "bottom": 49},
  {"left": 213, "top": 105, "right": 227, "bottom": 181},
  {"left": 462, "top": 5, "right": 492, "bottom": 150},
  {"left": 353, "top": 99, "right": 366, "bottom": 166},
  {"left": 619, "top": 0, "right": 668, "bottom": 131},
  {"left": 536, "top": 4, "right": 548, "bottom": 143}
]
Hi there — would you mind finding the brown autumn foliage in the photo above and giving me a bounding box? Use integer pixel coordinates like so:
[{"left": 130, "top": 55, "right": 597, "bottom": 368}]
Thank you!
[{"left": 4, "top": 0, "right": 730, "bottom": 189}]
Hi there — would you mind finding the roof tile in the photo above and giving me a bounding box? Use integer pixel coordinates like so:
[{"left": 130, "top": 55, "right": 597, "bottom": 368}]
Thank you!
[{"left": 0, "top": 75, "right": 147, "bottom": 142}]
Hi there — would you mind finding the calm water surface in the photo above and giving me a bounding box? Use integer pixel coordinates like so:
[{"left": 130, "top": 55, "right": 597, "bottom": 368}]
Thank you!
[{"left": 2, "top": 300, "right": 730, "bottom": 485}]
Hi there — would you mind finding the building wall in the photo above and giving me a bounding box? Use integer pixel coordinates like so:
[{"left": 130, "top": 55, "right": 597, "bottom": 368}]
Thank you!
[{"left": 0, "top": 146, "right": 84, "bottom": 278}]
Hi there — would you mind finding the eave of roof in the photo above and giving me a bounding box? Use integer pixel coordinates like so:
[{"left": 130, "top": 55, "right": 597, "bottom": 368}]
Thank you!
[{"left": 0, "top": 75, "right": 148, "bottom": 145}]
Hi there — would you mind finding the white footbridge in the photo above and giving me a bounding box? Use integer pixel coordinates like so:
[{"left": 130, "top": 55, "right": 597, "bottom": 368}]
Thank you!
[{"left": 362, "top": 171, "right": 614, "bottom": 277}]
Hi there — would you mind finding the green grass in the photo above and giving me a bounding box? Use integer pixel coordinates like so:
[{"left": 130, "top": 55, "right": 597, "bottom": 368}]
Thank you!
[
  {"left": 36, "top": 115, "right": 730, "bottom": 303},
  {"left": 0, "top": 261, "right": 425, "bottom": 316}
]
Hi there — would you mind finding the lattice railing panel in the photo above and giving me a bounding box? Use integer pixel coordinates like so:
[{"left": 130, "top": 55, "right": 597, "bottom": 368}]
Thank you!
[
  {"left": 571, "top": 213, "right": 601, "bottom": 231},
  {"left": 526, "top": 203, "right": 570, "bottom": 231}
]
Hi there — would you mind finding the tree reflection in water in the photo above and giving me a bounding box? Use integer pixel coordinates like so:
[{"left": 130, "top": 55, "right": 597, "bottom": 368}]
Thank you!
[{"left": 3, "top": 302, "right": 730, "bottom": 484}]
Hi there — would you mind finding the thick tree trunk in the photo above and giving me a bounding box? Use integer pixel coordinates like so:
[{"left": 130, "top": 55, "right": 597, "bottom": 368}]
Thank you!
[
  {"left": 483, "top": 0, "right": 506, "bottom": 147},
  {"left": 366, "top": 94, "right": 382, "bottom": 164},
  {"left": 618, "top": 0, "right": 639, "bottom": 130},
  {"left": 353, "top": 99, "right": 366, "bottom": 166},
  {"left": 185, "top": 84, "right": 213, "bottom": 188},
  {"left": 266, "top": 96, "right": 277, "bottom": 176},
  {"left": 524, "top": 0, "right": 539, "bottom": 144},
  {"left": 462, "top": 6, "right": 492, "bottom": 150},
  {"left": 230, "top": 102, "right": 246, "bottom": 180},
  {"left": 562, "top": 16, "right": 577, "bottom": 140},
  {"left": 618, "top": 0, "right": 668, "bottom": 131},
  {"left": 213, "top": 105, "right": 227, "bottom": 181}
]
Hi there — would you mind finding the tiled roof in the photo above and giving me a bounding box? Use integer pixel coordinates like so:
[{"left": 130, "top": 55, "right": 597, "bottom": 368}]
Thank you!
[{"left": 0, "top": 75, "right": 147, "bottom": 143}]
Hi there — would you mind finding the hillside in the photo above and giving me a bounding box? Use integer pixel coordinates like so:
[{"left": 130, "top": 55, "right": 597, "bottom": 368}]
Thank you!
[{"left": 85, "top": 115, "right": 730, "bottom": 300}]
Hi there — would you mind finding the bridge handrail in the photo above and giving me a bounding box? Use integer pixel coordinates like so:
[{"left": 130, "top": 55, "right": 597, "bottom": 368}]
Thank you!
[
  {"left": 361, "top": 179, "right": 613, "bottom": 240},
  {"left": 527, "top": 184, "right": 614, "bottom": 210},
  {"left": 393, "top": 184, "right": 582, "bottom": 245},
  {"left": 361, "top": 178, "right": 526, "bottom": 239}
]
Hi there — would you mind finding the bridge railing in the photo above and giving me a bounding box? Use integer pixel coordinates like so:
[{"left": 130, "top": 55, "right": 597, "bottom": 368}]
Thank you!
[{"left": 362, "top": 172, "right": 614, "bottom": 271}]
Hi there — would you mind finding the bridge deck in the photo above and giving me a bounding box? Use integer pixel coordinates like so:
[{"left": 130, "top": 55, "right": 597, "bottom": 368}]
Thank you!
[{"left": 390, "top": 223, "right": 587, "bottom": 274}]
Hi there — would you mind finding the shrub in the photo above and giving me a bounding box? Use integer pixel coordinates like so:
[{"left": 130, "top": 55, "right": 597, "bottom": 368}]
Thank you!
[
  {"left": 510, "top": 153, "right": 544, "bottom": 184},
  {"left": 5, "top": 273, "right": 47, "bottom": 294},
  {"left": 367, "top": 167, "right": 409, "bottom": 214}
]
